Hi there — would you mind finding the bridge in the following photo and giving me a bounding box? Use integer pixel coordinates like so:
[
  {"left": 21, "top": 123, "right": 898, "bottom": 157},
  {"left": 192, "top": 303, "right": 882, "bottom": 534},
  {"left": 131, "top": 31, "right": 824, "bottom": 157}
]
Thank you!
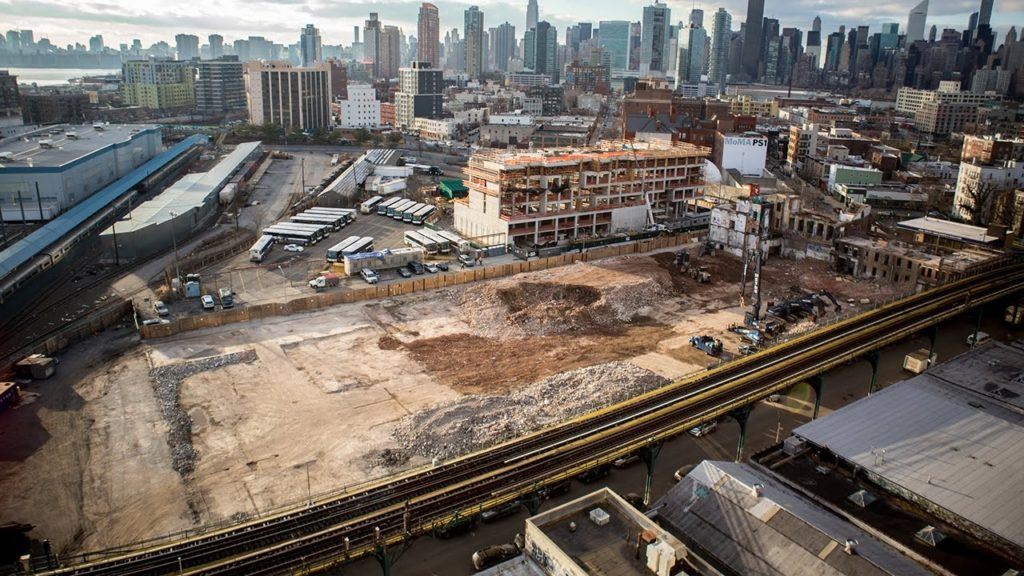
[{"left": 38, "top": 260, "right": 1024, "bottom": 576}]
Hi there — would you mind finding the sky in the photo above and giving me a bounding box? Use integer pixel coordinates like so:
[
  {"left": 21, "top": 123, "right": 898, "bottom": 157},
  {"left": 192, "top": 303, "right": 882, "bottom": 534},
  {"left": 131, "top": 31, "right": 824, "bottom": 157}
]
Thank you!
[{"left": 2, "top": 0, "right": 1022, "bottom": 49}]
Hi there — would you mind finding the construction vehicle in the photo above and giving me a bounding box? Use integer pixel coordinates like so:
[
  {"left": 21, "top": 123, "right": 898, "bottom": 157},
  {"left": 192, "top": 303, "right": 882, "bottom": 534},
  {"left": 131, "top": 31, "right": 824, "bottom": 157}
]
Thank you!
[
  {"left": 688, "top": 266, "right": 711, "bottom": 283},
  {"left": 690, "top": 335, "right": 723, "bottom": 356},
  {"left": 308, "top": 273, "right": 340, "bottom": 291},
  {"left": 729, "top": 324, "right": 766, "bottom": 346},
  {"left": 767, "top": 290, "right": 842, "bottom": 322}
]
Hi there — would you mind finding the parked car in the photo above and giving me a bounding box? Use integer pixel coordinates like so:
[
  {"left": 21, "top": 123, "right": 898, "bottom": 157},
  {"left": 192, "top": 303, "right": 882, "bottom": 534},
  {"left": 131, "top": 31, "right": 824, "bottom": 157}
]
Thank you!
[
  {"left": 153, "top": 300, "right": 169, "bottom": 317},
  {"left": 201, "top": 295, "right": 215, "bottom": 310},
  {"left": 283, "top": 244, "right": 304, "bottom": 253},
  {"left": 688, "top": 421, "right": 717, "bottom": 437},
  {"left": 397, "top": 267, "right": 413, "bottom": 278},
  {"left": 966, "top": 331, "right": 991, "bottom": 347},
  {"left": 407, "top": 261, "right": 425, "bottom": 275},
  {"left": 360, "top": 268, "right": 379, "bottom": 284},
  {"left": 437, "top": 262, "right": 450, "bottom": 271},
  {"left": 458, "top": 254, "right": 475, "bottom": 267},
  {"left": 424, "top": 263, "right": 439, "bottom": 273}
]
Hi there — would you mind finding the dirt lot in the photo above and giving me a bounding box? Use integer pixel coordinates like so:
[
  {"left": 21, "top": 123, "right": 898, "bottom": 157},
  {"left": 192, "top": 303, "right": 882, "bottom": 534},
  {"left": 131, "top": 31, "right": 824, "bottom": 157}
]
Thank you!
[{"left": 0, "top": 247, "right": 897, "bottom": 556}]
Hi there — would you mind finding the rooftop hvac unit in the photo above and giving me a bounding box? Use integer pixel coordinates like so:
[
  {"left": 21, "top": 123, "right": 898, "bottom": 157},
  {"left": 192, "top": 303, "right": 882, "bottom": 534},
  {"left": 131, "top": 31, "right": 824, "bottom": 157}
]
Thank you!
[
  {"left": 65, "top": 132, "right": 79, "bottom": 139},
  {"left": 93, "top": 123, "right": 105, "bottom": 131},
  {"left": 914, "top": 525, "right": 946, "bottom": 547},
  {"left": 38, "top": 139, "right": 54, "bottom": 149}
]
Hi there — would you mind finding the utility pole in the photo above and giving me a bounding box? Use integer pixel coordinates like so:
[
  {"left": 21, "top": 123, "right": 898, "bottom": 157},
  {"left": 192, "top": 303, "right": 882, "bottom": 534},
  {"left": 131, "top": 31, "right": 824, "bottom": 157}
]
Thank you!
[{"left": 169, "top": 211, "right": 180, "bottom": 283}]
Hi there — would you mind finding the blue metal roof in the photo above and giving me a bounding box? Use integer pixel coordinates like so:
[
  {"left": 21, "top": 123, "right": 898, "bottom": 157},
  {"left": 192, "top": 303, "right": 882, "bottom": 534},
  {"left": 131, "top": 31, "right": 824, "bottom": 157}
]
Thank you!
[{"left": 0, "top": 134, "right": 208, "bottom": 282}]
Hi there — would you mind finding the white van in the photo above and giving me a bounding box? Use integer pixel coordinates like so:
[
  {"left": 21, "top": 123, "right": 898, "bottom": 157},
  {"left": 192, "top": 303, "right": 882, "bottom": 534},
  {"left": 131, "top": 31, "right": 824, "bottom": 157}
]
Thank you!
[{"left": 966, "top": 331, "right": 991, "bottom": 348}]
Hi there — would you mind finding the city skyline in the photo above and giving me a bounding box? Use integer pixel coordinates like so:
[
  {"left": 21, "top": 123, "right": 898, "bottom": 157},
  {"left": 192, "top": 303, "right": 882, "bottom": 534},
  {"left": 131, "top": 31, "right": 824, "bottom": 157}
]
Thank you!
[{"left": 2, "top": 0, "right": 1021, "bottom": 50}]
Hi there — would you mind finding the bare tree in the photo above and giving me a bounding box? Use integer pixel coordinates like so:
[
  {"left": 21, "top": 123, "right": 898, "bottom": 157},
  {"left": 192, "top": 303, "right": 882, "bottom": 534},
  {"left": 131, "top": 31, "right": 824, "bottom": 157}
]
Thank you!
[{"left": 958, "top": 181, "right": 1001, "bottom": 226}]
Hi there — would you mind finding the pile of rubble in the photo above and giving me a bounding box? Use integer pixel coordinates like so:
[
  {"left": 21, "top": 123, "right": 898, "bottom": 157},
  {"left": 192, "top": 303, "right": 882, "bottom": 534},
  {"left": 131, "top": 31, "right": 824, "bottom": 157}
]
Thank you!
[
  {"left": 150, "top": 349, "right": 257, "bottom": 475},
  {"left": 390, "top": 362, "right": 669, "bottom": 462},
  {"left": 456, "top": 264, "right": 667, "bottom": 338}
]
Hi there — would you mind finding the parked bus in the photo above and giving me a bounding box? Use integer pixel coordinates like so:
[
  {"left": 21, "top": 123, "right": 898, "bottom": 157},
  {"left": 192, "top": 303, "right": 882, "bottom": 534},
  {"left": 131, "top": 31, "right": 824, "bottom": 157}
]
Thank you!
[
  {"left": 436, "top": 229, "right": 471, "bottom": 253},
  {"left": 249, "top": 235, "right": 275, "bottom": 262},
  {"left": 377, "top": 197, "right": 402, "bottom": 215},
  {"left": 419, "top": 228, "right": 451, "bottom": 253},
  {"left": 326, "top": 236, "right": 362, "bottom": 261},
  {"left": 264, "top": 223, "right": 329, "bottom": 242},
  {"left": 404, "top": 230, "right": 439, "bottom": 254},
  {"left": 401, "top": 202, "right": 426, "bottom": 223},
  {"left": 305, "top": 207, "right": 356, "bottom": 225},
  {"left": 291, "top": 213, "right": 345, "bottom": 231},
  {"left": 262, "top": 227, "right": 318, "bottom": 245},
  {"left": 360, "top": 195, "right": 384, "bottom": 214},
  {"left": 390, "top": 199, "right": 416, "bottom": 219},
  {"left": 346, "top": 237, "right": 374, "bottom": 255},
  {"left": 411, "top": 205, "right": 436, "bottom": 225}
]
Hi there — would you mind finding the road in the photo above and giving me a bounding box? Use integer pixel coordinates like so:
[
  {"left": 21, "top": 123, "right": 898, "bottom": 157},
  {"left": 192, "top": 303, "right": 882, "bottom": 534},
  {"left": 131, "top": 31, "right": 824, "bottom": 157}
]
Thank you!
[{"left": 340, "top": 311, "right": 1022, "bottom": 575}]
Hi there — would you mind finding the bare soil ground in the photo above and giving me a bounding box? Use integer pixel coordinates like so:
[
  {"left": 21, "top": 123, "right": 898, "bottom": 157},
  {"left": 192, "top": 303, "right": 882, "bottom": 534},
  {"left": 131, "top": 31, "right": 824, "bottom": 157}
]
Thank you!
[{"left": 0, "top": 247, "right": 893, "bottom": 556}]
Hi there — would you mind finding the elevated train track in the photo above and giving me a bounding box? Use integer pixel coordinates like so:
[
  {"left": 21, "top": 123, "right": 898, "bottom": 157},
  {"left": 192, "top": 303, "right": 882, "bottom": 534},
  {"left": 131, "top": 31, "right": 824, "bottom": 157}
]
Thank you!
[{"left": 40, "top": 261, "right": 1024, "bottom": 576}]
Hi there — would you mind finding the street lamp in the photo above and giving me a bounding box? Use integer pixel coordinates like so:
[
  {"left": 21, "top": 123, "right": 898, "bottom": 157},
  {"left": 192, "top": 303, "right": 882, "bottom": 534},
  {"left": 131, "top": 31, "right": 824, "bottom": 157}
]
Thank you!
[{"left": 169, "top": 211, "right": 180, "bottom": 283}]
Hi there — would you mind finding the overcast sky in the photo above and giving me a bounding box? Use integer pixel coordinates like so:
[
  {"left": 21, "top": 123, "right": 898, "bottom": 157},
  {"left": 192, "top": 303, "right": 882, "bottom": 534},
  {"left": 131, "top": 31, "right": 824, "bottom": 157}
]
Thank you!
[{"left": 2, "top": 0, "right": 1021, "bottom": 48}]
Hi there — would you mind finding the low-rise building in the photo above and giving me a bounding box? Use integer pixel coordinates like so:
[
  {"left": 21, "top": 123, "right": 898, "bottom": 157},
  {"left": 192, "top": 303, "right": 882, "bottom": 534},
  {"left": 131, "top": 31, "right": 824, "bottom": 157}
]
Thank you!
[
  {"left": 246, "top": 60, "right": 331, "bottom": 131},
  {"left": 953, "top": 160, "right": 1024, "bottom": 222},
  {"left": 336, "top": 83, "right": 380, "bottom": 129},
  {"left": 834, "top": 236, "right": 999, "bottom": 288},
  {"left": 454, "top": 141, "right": 708, "bottom": 246},
  {"left": 895, "top": 215, "right": 1003, "bottom": 248},
  {"left": 414, "top": 117, "right": 459, "bottom": 141}
]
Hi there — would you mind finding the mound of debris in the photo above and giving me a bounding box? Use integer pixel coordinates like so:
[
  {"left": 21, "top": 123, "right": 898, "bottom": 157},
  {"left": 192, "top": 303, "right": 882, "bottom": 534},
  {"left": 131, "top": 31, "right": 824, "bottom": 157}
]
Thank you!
[
  {"left": 391, "top": 362, "right": 669, "bottom": 462},
  {"left": 150, "top": 349, "right": 257, "bottom": 475},
  {"left": 457, "top": 264, "right": 667, "bottom": 337}
]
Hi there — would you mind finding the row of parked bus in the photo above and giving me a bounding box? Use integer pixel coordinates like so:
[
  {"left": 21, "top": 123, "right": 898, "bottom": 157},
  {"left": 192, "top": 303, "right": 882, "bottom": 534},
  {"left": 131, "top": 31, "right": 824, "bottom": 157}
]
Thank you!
[
  {"left": 251, "top": 207, "right": 357, "bottom": 261},
  {"left": 359, "top": 195, "right": 436, "bottom": 225},
  {"left": 326, "top": 236, "right": 375, "bottom": 262},
  {"left": 403, "top": 229, "right": 467, "bottom": 255}
]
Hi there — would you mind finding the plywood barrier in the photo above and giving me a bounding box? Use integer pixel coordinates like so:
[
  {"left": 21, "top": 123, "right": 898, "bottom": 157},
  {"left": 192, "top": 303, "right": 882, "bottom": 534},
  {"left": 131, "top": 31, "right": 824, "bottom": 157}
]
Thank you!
[{"left": 140, "top": 233, "right": 702, "bottom": 340}]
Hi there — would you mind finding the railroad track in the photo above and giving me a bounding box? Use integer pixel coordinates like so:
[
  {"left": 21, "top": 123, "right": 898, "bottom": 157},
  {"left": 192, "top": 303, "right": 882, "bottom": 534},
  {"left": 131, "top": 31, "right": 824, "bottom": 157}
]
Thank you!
[{"left": 41, "top": 262, "right": 1024, "bottom": 576}]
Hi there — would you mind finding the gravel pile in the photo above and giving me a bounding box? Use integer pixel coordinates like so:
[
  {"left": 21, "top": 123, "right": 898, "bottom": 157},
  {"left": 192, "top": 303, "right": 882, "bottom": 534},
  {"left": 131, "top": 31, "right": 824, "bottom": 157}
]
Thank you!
[
  {"left": 150, "top": 349, "right": 257, "bottom": 475},
  {"left": 391, "top": 362, "right": 669, "bottom": 461}
]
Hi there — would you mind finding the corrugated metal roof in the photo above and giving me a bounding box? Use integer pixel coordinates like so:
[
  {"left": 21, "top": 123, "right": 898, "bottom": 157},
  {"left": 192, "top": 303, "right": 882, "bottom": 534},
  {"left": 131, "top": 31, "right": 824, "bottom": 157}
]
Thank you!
[
  {"left": 897, "top": 216, "right": 999, "bottom": 244},
  {"left": 655, "top": 461, "right": 932, "bottom": 576},
  {"left": 106, "top": 142, "right": 260, "bottom": 233},
  {"left": 794, "top": 344, "right": 1024, "bottom": 552},
  {"left": 0, "top": 134, "right": 208, "bottom": 282}
]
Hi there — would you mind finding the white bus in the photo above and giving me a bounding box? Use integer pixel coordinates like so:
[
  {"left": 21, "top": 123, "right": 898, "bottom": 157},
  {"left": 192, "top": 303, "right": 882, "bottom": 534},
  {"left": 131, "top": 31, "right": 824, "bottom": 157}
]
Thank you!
[
  {"left": 411, "top": 205, "right": 436, "bottom": 225},
  {"left": 436, "top": 229, "right": 471, "bottom": 252},
  {"left": 419, "top": 228, "right": 451, "bottom": 254},
  {"left": 291, "top": 213, "right": 346, "bottom": 231},
  {"left": 249, "top": 235, "right": 275, "bottom": 262},
  {"left": 327, "top": 236, "right": 361, "bottom": 261},
  {"left": 360, "top": 195, "right": 384, "bottom": 214},
  {"left": 401, "top": 202, "right": 426, "bottom": 223},
  {"left": 404, "top": 230, "right": 439, "bottom": 254},
  {"left": 346, "top": 237, "right": 375, "bottom": 255},
  {"left": 305, "top": 207, "right": 356, "bottom": 225},
  {"left": 266, "top": 222, "right": 330, "bottom": 241},
  {"left": 377, "top": 196, "right": 402, "bottom": 215},
  {"left": 262, "top": 227, "right": 318, "bottom": 246},
  {"left": 390, "top": 199, "right": 416, "bottom": 219}
]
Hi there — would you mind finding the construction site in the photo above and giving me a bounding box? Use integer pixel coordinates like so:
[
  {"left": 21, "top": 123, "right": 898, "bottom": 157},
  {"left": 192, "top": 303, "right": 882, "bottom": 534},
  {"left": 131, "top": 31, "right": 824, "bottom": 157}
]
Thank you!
[{"left": 0, "top": 237, "right": 896, "bottom": 557}]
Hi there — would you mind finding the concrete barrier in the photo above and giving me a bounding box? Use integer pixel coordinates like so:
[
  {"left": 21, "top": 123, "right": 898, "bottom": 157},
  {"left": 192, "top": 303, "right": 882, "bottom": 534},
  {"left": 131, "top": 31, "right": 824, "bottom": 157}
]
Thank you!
[{"left": 140, "top": 233, "right": 701, "bottom": 340}]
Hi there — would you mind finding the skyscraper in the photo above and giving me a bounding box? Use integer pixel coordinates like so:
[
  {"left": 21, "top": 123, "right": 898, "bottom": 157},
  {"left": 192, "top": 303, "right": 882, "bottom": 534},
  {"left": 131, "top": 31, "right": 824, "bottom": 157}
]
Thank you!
[
  {"left": 812, "top": 16, "right": 821, "bottom": 33},
  {"left": 689, "top": 9, "right": 704, "bottom": 29},
  {"left": 677, "top": 24, "right": 707, "bottom": 83},
  {"left": 640, "top": 1, "right": 671, "bottom": 75},
  {"left": 527, "top": 0, "right": 539, "bottom": 32},
  {"left": 598, "top": 20, "right": 631, "bottom": 71},
  {"left": 464, "top": 6, "right": 485, "bottom": 79},
  {"left": 741, "top": 0, "right": 764, "bottom": 79},
  {"left": 175, "top": 34, "right": 199, "bottom": 60},
  {"left": 525, "top": 21, "right": 557, "bottom": 78},
  {"left": 365, "top": 13, "right": 382, "bottom": 77},
  {"left": 806, "top": 30, "right": 821, "bottom": 69},
  {"left": 906, "top": 0, "right": 928, "bottom": 43},
  {"left": 208, "top": 34, "right": 224, "bottom": 59},
  {"left": 709, "top": 8, "right": 731, "bottom": 90},
  {"left": 380, "top": 25, "right": 401, "bottom": 78},
  {"left": 979, "top": 0, "right": 993, "bottom": 26},
  {"left": 299, "top": 24, "right": 322, "bottom": 66},
  {"left": 494, "top": 22, "right": 516, "bottom": 71},
  {"left": 418, "top": 3, "right": 440, "bottom": 67}
]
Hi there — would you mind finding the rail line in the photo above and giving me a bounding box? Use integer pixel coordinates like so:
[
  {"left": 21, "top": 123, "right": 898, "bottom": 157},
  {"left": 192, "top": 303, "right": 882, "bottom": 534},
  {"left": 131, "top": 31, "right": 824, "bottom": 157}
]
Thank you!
[{"left": 39, "top": 261, "right": 1024, "bottom": 576}]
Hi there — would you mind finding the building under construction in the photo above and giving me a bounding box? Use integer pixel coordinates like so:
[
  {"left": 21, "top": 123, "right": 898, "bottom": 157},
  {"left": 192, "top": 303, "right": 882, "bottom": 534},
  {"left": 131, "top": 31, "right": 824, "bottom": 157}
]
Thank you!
[{"left": 453, "top": 140, "right": 709, "bottom": 246}]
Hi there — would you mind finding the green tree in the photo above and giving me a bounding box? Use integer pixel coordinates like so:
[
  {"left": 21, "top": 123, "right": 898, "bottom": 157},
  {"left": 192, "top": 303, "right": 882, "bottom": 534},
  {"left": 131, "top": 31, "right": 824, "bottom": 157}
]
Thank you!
[
  {"left": 353, "top": 128, "right": 370, "bottom": 144},
  {"left": 259, "top": 123, "right": 283, "bottom": 142},
  {"left": 387, "top": 131, "right": 402, "bottom": 146}
]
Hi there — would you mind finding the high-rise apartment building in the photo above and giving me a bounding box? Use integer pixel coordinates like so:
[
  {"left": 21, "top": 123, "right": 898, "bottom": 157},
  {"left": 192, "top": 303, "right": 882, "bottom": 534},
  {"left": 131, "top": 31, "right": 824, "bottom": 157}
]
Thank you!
[
  {"left": 245, "top": 61, "right": 331, "bottom": 131},
  {"left": 122, "top": 59, "right": 196, "bottom": 109},
  {"left": 380, "top": 25, "right": 401, "bottom": 79},
  {"left": 395, "top": 61, "right": 444, "bottom": 128},
  {"left": 175, "top": 34, "right": 199, "bottom": 60},
  {"left": 741, "top": 0, "right": 764, "bottom": 79},
  {"left": 365, "top": 13, "right": 382, "bottom": 77},
  {"left": 527, "top": 0, "right": 539, "bottom": 32},
  {"left": 493, "top": 23, "right": 517, "bottom": 72},
  {"left": 465, "top": 6, "right": 485, "bottom": 80},
  {"left": 906, "top": 0, "right": 929, "bottom": 43},
  {"left": 299, "top": 24, "right": 322, "bottom": 66},
  {"left": 598, "top": 21, "right": 631, "bottom": 72},
  {"left": 640, "top": 1, "right": 671, "bottom": 75},
  {"left": 525, "top": 21, "right": 557, "bottom": 80},
  {"left": 417, "top": 3, "right": 440, "bottom": 68},
  {"left": 208, "top": 34, "right": 224, "bottom": 59},
  {"left": 677, "top": 24, "right": 707, "bottom": 84},
  {"left": 709, "top": 8, "right": 732, "bottom": 91},
  {"left": 690, "top": 9, "right": 704, "bottom": 29},
  {"left": 195, "top": 56, "right": 246, "bottom": 116}
]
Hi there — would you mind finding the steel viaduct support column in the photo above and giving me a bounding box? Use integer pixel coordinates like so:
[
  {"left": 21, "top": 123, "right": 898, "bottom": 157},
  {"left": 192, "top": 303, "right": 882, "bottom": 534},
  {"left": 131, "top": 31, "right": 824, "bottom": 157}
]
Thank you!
[
  {"left": 971, "top": 307, "right": 984, "bottom": 348},
  {"left": 809, "top": 375, "right": 824, "bottom": 420},
  {"left": 865, "top": 350, "right": 881, "bottom": 395},
  {"left": 639, "top": 442, "right": 663, "bottom": 506},
  {"left": 728, "top": 405, "right": 753, "bottom": 462}
]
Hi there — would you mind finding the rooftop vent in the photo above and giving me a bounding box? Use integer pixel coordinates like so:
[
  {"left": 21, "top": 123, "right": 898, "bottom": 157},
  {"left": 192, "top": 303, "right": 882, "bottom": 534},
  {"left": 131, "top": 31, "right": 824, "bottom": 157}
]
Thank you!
[
  {"left": 914, "top": 525, "right": 946, "bottom": 548},
  {"left": 847, "top": 490, "right": 878, "bottom": 508}
]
